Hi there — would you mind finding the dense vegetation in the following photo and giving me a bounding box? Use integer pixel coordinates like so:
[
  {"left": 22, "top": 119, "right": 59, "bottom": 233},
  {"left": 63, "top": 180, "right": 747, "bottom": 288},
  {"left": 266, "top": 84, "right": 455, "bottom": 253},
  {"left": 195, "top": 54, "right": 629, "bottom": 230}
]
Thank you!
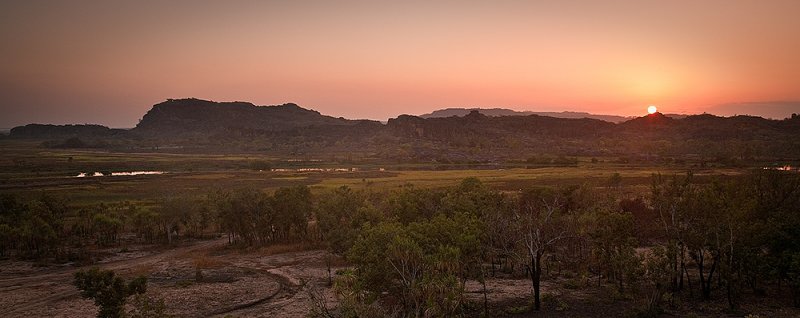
[{"left": 2, "top": 168, "right": 799, "bottom": 316}]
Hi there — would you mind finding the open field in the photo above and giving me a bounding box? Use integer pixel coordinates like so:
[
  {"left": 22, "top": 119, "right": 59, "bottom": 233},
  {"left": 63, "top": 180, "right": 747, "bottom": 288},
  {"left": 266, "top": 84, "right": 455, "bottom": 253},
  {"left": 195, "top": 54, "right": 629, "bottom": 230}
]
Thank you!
[{"left": 1, "top": 140, "right": 749, "bottom": 206}]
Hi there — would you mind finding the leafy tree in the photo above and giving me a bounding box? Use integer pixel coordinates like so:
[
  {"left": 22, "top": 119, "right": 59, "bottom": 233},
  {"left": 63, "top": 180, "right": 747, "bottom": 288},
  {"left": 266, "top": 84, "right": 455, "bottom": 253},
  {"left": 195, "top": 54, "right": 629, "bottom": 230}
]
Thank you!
[
  {"left": 1, "top": 195, "right": 69, "bottom": 258},
  {"left": 590, "top": 210, "right": 640, "bottom": 291},
  {"left": 74, "top": 267, "right": 147, "bottom": 318},
  {"left": 157, "top": 195, "right": 198, "bottom": 244},
  {"left": 385, "top": 184, "right": 443, "bottom": 224},
  {"left": 650, "top": 173, "right": 694, "bottom": 293},
  {"left": 347, "top": 212, "right": 482, "bottom": 317},
  {"left": 316, "top": 186, "right": 383, "bottom": 284},
  {"left": 91, "top": 209, "right": 123, "bottom": 246},
  {"left": 131, "top": 209, "right": 160, "bottom": 243},
  {"left": 273, "top": 186, "right": 312, "bottom": 241},
  {"left": 641, "top": 246, "right": 673, "bottom": 316},
  {"left": 215, "top": 189, "right": 272, "bottom": 245},
  {"left": 316, "top": 186, "right": 366, "bottom": 253}
]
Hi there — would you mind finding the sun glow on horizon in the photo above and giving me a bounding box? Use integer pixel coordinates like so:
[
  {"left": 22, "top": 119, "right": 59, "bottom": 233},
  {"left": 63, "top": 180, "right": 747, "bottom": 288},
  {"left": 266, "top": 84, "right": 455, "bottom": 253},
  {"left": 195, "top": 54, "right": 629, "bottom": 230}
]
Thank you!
[{"left": 647, "top": 105, "right": 658, "bottom": 114}]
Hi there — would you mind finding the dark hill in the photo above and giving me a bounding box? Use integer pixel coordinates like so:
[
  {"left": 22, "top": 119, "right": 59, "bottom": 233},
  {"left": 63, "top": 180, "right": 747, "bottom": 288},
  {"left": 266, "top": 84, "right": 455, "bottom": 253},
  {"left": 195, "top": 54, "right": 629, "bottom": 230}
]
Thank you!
[
  {"left": 420, "top": 107, "right": 631, "bottom": 123},
  {"left": 134, "top": 98, "right": 379, "bottom": 136},
  {"left": 616, "top": 113, "right": 800, "bottom": 140},
  {"left": 389, "top": 110, "right": 615, "bottom": 140},
  {"left": 9, "top": 124, "right": 122, "bottom": 138},
  {"left": 7, "top": 99, "right": 800, "bottom": 160}
]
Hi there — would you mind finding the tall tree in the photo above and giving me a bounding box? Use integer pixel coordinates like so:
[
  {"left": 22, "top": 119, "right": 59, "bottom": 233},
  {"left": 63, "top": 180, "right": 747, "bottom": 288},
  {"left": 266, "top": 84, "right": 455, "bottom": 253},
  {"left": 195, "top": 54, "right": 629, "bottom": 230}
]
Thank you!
[{"left": 516, "top": 187, "right": 573, "bottom": 310}]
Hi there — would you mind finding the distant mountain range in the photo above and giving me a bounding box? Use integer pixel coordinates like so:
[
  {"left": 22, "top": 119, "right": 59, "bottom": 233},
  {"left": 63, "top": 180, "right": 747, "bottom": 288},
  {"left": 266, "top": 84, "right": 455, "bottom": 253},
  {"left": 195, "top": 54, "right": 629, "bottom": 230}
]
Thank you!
[
  {"left": 7, "top": 98, "right": 800, "bottom": 161},
  {"left": 419, "top": 107, "right": 691, "bottom": 123},
  {"left": 419, "top": 108, "right": 633, "bottom": 123}
]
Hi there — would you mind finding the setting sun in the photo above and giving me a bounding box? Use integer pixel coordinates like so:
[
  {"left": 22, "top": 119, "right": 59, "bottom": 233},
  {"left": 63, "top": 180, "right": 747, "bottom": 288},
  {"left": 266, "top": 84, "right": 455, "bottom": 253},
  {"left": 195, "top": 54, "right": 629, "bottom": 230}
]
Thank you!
[{"left": 647, "top": 105, "right": 658, "bottom": 114}]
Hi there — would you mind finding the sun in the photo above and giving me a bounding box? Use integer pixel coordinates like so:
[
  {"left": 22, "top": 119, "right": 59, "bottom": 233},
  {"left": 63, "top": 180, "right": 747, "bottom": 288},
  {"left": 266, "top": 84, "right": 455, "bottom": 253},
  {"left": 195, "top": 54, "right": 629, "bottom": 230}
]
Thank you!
[{"left": 647, "top": 105, "right": 658, "bottom": 114}]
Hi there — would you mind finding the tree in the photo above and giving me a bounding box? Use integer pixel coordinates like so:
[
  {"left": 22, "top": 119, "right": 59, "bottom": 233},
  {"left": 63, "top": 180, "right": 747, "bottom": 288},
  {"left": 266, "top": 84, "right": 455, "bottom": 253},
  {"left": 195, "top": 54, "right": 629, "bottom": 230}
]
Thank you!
[
  {"left": 316, "top": 186, "right": 382, "bottom": 285},
  {"left": 272, "top": 186, "right": 312, "bottom": 241},
  {"left": 92, "top": 211, "right": 123, "bottom": 246},
  {"left": 347, "top": 220, "right": 472, "bottom": 316},
  {"left": 316, "top": 186, "right": 365, "bottom": 253},
  {"left": 749, "top": 169, "right": 800, "bottom": 306},
  {"left": 683, "top": 185, "right": 723, "bottom": 301},
  {"left": 641, "top": 246, "right": 672, "bottom": 316},
  {"left": 385, "top": 184, "right": 443, "bottom": 224},
  {"left": 215, "top": 189, "right": 272, "bottom": 245},
  {"left": 516, "top": 187, "right": 574, "bottom": 310},
  {"left": 650, "top": 173, "right": 693, "bottom": 293},
  {"left": 157, "top": 194, "right": 201, "bottom": 244},
  {"left": 590, "top": 210, "right": 640, "bottom": 291},
  {"left": 74, "top": 267, "right": 147, "bottom": 318}
]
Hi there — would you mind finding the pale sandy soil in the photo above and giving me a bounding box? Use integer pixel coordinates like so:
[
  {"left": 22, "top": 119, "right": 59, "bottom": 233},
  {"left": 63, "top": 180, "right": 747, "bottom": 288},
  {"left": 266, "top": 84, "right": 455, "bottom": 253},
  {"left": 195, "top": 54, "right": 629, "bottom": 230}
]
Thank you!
[{"left": 0, "top": 240, "right": 339, "bottom": 318}]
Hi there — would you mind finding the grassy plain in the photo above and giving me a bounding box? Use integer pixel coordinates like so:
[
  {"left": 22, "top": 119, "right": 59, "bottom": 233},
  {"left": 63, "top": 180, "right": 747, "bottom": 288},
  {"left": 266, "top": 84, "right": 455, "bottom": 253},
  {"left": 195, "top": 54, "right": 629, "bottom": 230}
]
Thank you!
[{"left": 1, "top": 140, "right": 747, "bottom": 207}]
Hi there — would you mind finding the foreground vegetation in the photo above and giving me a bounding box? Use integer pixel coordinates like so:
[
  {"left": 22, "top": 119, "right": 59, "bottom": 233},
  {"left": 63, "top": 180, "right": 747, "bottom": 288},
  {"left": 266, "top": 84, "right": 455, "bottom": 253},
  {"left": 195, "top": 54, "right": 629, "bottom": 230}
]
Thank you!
[{"left": 2, "top": 164, "right": 799, "bottom": 316}]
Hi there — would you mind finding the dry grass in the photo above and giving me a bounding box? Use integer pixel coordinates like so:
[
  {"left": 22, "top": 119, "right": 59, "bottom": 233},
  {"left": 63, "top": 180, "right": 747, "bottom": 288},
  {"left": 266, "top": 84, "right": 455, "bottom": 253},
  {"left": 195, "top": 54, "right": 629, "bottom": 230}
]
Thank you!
[
  {"left": 130, "top": 263, "right": 155, "bottom": 277},
  {"left": 254, "top": 242, "right": 318, "bottom": 256},
  {"left": 192, "top": 254, "right": 226, "bottom": 269}
]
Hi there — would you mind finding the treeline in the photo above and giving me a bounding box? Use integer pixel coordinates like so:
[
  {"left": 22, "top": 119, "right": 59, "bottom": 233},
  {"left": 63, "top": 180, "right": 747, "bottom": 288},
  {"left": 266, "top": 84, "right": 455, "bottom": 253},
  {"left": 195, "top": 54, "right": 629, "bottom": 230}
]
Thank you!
[
  {"left": 0, "top": 185, "right": 317, "bottom": 262},
  {"left": 0, "top": 194, "right": 219, "bottom": 262}
]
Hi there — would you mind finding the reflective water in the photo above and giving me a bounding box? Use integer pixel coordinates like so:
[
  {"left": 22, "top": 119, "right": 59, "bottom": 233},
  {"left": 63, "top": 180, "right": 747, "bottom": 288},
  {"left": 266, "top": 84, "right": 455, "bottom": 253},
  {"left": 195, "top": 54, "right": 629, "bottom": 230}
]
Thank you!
[{"left": 75, "top": 171, "right": 165, "bottom": 177}]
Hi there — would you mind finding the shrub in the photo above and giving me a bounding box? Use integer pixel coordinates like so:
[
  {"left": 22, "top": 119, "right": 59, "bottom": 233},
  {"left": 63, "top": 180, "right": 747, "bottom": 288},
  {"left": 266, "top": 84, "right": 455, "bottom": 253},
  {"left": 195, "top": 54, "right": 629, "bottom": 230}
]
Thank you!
[{"left": 73, "top": 267, "right": 147, "bottom": 318}]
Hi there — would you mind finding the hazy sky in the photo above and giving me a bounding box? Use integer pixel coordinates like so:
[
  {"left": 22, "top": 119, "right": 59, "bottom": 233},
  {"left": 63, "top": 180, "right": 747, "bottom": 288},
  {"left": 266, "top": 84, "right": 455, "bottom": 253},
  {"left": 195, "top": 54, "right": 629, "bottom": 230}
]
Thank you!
[{"left": 2, "top": 0, "right": 800, "bottom": 128}]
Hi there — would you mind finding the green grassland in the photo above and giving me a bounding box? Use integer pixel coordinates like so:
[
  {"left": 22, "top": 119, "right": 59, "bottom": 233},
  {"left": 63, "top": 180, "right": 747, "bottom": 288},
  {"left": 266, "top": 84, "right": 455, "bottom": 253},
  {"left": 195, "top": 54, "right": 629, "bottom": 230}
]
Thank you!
[{"left": 1, "top": 140, "right": 749, "bottom": 208}]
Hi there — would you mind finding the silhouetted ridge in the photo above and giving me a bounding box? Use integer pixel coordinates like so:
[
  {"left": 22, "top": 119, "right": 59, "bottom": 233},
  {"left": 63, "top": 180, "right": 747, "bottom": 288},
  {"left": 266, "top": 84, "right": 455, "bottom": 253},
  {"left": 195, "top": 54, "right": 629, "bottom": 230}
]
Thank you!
[
  {"left": 8, "top": 98, "right": 800, "bottom": 158},
  {"left": 618, "top": 112, "right": 675, "bottom": 128},
  {"left": 134, "top": 98, "right": 377, "bottom": 135},
  {"left": 420, "top": 107, "right": 632, "bottom": 123},
  {"left": 9, "top": 124, "right": 120, "bottom": 138}
]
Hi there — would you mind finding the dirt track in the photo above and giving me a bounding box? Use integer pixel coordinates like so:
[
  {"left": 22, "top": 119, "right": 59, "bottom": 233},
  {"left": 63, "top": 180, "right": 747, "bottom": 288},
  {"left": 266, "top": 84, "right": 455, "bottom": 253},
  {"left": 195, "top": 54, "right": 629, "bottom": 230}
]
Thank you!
[{"left": 0, "top": 239, "right": 336, "bottom": 317}]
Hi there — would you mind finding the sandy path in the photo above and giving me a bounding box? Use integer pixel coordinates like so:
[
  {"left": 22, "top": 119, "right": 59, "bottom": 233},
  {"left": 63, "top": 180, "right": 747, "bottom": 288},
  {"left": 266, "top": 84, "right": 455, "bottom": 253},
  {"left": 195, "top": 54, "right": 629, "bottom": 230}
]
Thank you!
[{"left": 0, "top": 238, "right": 227, "bottom": 317}]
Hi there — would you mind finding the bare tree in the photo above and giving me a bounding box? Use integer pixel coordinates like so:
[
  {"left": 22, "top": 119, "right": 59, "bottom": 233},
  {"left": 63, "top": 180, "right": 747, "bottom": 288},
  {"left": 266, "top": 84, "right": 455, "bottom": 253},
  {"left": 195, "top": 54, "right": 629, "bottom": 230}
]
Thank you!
[{"left": 516, "top": 188, "right": 571, "bottom": 310}]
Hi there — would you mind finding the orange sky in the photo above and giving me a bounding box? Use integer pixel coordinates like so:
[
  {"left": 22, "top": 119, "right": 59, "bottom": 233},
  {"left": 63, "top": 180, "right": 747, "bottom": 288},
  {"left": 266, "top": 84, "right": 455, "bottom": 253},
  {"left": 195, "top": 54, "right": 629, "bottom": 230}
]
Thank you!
[{"left": 2, "top": 0, "right": 800, "bottom": 127}]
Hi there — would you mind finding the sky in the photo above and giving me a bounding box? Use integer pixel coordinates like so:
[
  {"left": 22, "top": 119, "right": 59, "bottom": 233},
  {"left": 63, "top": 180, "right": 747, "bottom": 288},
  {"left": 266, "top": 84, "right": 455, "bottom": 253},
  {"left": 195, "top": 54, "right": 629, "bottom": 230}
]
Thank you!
[{"left": 1, "top": 0, "right": 800, "bottom": 128}]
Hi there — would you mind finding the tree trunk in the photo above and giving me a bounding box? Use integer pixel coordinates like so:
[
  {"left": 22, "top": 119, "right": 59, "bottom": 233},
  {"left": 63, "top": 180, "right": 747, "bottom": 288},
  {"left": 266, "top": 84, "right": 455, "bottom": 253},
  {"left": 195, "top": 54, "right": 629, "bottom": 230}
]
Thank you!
[
  {"left": 530, "top": 252, "right": 542, "bottom": 311},
  {"left": 481, "top": 266, "right": 489, "bottom": 317},
  {"left": 698, "top": 250, "right": 706, "bottom": 300},
  {"left": 671, "top": 242, "right": 680, "bottom": 292},
  {"left": 326, "top": 254, "right": 332, "bottom": 286},
  {"left": 167, "top": 225, "right": 173, "bottom": 244},
  {"left": 679, "top": 244, "right": 686, "bottom": 291},
  {"left": 684, "top": 262, "right": 694, "bottom": 298},
  {"left": 703, "top": 257, "right": 718, "bottom": 300},
  {"left": 696, "top": 250, "right": 717, "bottom": 301}
]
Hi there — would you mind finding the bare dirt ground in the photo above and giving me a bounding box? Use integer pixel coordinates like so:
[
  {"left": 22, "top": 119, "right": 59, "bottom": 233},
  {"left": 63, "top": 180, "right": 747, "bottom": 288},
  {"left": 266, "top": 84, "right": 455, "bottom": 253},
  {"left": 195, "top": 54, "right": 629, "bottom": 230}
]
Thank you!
[
  {"left": 0, "top": 239, "right": 341, "bottom": 318},
  {"left": 2, "top": 240, "right": 800, "bottom": 318}
]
